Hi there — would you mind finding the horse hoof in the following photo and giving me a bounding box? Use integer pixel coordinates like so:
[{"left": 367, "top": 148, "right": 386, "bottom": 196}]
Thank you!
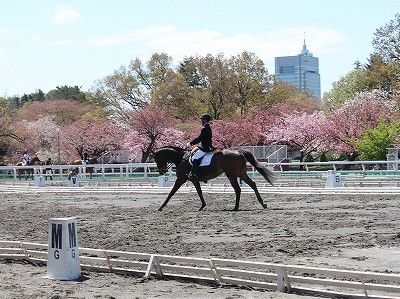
[
  {"left": 262, "top": 204, "right": 267, "bottom": 209},
  {"left": 198, "top": 205, "right": 206, "bottom": 211},
  {"left": 157, "top": 207, "right": 163, "bottom": 212}
]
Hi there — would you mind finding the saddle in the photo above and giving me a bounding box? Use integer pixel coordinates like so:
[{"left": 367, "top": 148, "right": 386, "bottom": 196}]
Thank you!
[{"left": 189, "top": 147, "right": 219, "bottom": 167}]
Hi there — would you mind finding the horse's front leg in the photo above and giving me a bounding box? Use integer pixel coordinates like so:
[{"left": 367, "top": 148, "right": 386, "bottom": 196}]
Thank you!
[
  {"left": 158, "top": 177, "right": 187, "bottom": 211},
  {"left": 192, "top": 181, "right": 206, "bottom": 211}
]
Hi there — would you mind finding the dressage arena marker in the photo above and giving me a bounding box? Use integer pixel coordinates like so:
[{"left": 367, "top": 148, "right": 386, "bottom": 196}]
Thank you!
[
  {"left": 34, "top": 175, "right": 46, "bottom": 187},
  {"left": 0, "top": 240, "right": 399, "bottom": 298},
  {"left": 46, "top": 217, "right": 81, "bottom": 280},
  {"left": 325, "top": 170, "right": 344, "bottom": 188}
]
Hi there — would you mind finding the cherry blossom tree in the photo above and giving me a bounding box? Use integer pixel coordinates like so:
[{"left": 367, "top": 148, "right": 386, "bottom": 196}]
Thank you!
[
  {"left": 212, "top": 108, "right": 278, "bottom": 148},
  {"left": 26, "top": 117, "right": 60, "bottom": 161},
  {"left": 322, "top": 90, "right": 397, "bottom": 160},
  {"left": 266, "top": 111, "right": 328, "bottom": 163},
  {"left": 61, "top": 121, "right": 125, "bottom": 162},
  {"left": 124, "top": 108, "right": 184, "bottom": 162}
]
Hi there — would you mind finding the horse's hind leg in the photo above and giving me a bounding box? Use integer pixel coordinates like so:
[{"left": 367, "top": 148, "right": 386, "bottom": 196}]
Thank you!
[
  {"left": 192, "top": 181, "right": 206, "bottom": 211},
  {"left": 227, "top": 176, "right": 242, "bottom": 211},
  {"left": 240, "top": 174, "right": 267, "bottom": 209}
]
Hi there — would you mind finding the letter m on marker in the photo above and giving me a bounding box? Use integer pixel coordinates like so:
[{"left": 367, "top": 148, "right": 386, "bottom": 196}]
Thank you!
[
  {"left": 68, "top": 222, "right": 76, "bottom": 248},
  {"left": 51, "top": 223, "right": 62, "bottom": 249}
]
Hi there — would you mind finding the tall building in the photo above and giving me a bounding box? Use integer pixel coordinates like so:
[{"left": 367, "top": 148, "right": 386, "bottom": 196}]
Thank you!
[{"left": 275, "top": 40, "right": 321, "bottom": 99}]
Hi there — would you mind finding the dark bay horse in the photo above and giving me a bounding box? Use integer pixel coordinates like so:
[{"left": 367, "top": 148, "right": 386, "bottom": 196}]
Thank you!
[
  {"left": 16, "top": 156, "right": 41, "bottom": 180},
  {"left": 153, "top": 146, "right": 274, "bottom": 211},
  {"left": 71, "top": 157, "right": 98, "bottom": 179}
]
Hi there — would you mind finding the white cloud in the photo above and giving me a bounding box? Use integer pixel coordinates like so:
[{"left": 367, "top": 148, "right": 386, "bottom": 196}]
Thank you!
[
  {"left": 86, "top": 25, "right": 176, "bottom": 46},
  {"left": 81, "top": 25, "right": 347, "bottom": 62},
  {"left": 123, "top": 25, "right": 347, "bottom": 64},
  {"left": 53, "top": 6, "right": 79, "bottom": 25}
]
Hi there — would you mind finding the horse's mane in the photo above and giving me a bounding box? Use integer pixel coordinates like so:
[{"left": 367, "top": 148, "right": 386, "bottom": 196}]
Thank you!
[
  {"left": 157, "top": 145, "right": 188, "bottom": 164},
  {"left": 158, "top": 145, "right": 185, "bottom": 152}
]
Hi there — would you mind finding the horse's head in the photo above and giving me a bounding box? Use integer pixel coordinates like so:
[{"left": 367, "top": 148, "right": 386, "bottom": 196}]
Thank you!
[
  {"left": 154, "top": 149, "right": 169, "bottom": 175},
  {"left": 153, "top": 146, "right": 185, "bottom": 175}
]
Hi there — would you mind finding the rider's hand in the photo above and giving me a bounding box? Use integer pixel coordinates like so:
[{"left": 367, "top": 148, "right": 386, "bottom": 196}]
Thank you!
[{"left": 186, "top": 142, "right": 191, "bottom": 148}]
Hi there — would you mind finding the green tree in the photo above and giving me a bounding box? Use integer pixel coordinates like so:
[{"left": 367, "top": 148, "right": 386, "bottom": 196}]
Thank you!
[
  {"left": 322, "top": 69, "right": 365, "bottom": 114},
  {"left": 46, "top": 85, "right": 86, "bottom": 103},
  {"left": 372, "top": 13, "right": 400, "bottom": 63},
  {"left": 94, "top": 53, "right": 173, "bottom": 121},
  {"left": 352, "top": 120, "right": 400, "bottom": 160},
  {"left": 362, "top": 54, "right": 400, "bottom": 92},
  {"left": 228, "top": 51, "right": 273, "bottom": 115},
  {"left": 196, "top": 53, "right": 237, "bottom": 120},
  {"left": 151, "top": 71, "right": 202, "bottom": 120},
  {"left": 177, "top": 56, "right": 202, "bottom": 89}
]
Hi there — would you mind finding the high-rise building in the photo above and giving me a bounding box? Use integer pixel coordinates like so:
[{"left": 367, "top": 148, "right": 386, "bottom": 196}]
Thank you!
[{"left": 275, "top": 40, "right": 321, "bottom": 99}]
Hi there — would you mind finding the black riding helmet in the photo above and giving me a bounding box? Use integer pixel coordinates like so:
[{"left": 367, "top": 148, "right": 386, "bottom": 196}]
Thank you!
[{"left": 200, "top": 113, "right": 211, "bottom": 122}]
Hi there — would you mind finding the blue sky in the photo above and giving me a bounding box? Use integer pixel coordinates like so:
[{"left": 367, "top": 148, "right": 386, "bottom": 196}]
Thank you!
[{"left": 0, "top": 0, "right": 399, "bottom": 98}]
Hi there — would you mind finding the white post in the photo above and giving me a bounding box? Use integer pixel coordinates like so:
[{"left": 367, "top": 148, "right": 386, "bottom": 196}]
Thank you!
[
  {"left": 325, "top": 170, "right": 343, "bottom": 188},
  {"left": 157, "top": 175, "right": 171, "bottom": 187},
  {"left": 34, "top": 175, "right": 46, "bottom": 187},
  {"left": 47, "top": 217, "right": 81, "bottom": 280}
]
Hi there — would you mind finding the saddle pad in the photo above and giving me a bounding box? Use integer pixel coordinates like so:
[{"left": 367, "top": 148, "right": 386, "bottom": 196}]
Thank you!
[{"left": 190, "top": 153, "right": 214, "bottom": 167}]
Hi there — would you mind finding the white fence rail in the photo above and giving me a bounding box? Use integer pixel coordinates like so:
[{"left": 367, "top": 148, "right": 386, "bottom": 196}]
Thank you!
[
  {"left": 0, "top": 163, "right": 159, "bottom": 181},
  {"left": 1, "top": 159, "right": 400, "bottom": 181},
  {"left": 0, "top": 241, "right": 399, "bottom": 298}
]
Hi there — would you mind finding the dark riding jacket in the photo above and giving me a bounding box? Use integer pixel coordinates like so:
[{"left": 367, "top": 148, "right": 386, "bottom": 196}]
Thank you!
[{"left": 189, "top": 123, "right": 214, "bottom": 152}]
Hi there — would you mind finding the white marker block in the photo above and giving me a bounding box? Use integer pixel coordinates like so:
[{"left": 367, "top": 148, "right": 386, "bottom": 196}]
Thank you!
[
  {"left": 47, "top": 217, "right": 81, "bottom": 280},
  {"left": 325, "top": 170, "right": 343, "bottom": 188},
  {"left": 158, "top": 175, "right": 172, "bottom": 187},
  {"left": 34, "top": 175, "right": 46, "bottom": 187}
]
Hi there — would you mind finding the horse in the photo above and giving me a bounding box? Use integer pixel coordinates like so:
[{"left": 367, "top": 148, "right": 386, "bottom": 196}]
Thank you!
[
  {"left": 153, "top": 146, "right": 274, "bottom": 211},
  {"left": 70, "top": 157, "right": 98, "bottom": 179},
  {"left": 15, "top": 156, "right": 41, "bottom": 180}
]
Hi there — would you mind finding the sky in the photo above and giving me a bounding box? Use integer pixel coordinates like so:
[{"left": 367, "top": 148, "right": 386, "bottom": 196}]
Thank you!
[{"left": 0, "top": 0, "right": 399, "bottom": 98}]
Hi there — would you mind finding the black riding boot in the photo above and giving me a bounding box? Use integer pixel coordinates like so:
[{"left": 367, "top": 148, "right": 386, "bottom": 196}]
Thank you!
[{"left": 188, "top": 159, "right": 200, "bottom": 180}]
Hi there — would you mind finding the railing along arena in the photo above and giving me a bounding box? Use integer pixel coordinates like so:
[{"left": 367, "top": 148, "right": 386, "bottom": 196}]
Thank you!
[
  {"left": 0, "top": 241, "right": 399, "bottom": 298},
  {"left": 1, "top": 160, "right": 400, "bottom": 181}
]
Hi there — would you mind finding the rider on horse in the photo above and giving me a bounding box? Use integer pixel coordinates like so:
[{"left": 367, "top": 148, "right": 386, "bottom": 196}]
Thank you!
[
  {"left": 83, "top": 150, "right": 90, "bottom": 166},
  {"left": 22, "top": 151, "right": 30, "bottom": 166},
  {"left": 186, "top": 113, "right": 215, "bottom": 180}
]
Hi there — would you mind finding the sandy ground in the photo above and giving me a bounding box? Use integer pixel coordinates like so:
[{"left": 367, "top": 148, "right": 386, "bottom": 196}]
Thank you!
[{"left": 1, "top": 188, "right": 400, "bottom": 298}]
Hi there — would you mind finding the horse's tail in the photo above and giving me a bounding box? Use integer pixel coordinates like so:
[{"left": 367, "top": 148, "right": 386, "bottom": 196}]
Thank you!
[{"left": 238, "top": 150, "right": 274, "bottom": 186}]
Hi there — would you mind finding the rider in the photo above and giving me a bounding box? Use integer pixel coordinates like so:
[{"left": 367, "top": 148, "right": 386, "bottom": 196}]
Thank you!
[
  {"left": 186, "top": 113, "right": 215, "bottom": 180},
  {"left": 45, "top": 157, "right": 53, "bottom": 180},
  {"left": 82, "top": 150, "right": 90, "bottom": 166},
  {"left": 22, "top": 151, "right": 30, "bottom": 166}
]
